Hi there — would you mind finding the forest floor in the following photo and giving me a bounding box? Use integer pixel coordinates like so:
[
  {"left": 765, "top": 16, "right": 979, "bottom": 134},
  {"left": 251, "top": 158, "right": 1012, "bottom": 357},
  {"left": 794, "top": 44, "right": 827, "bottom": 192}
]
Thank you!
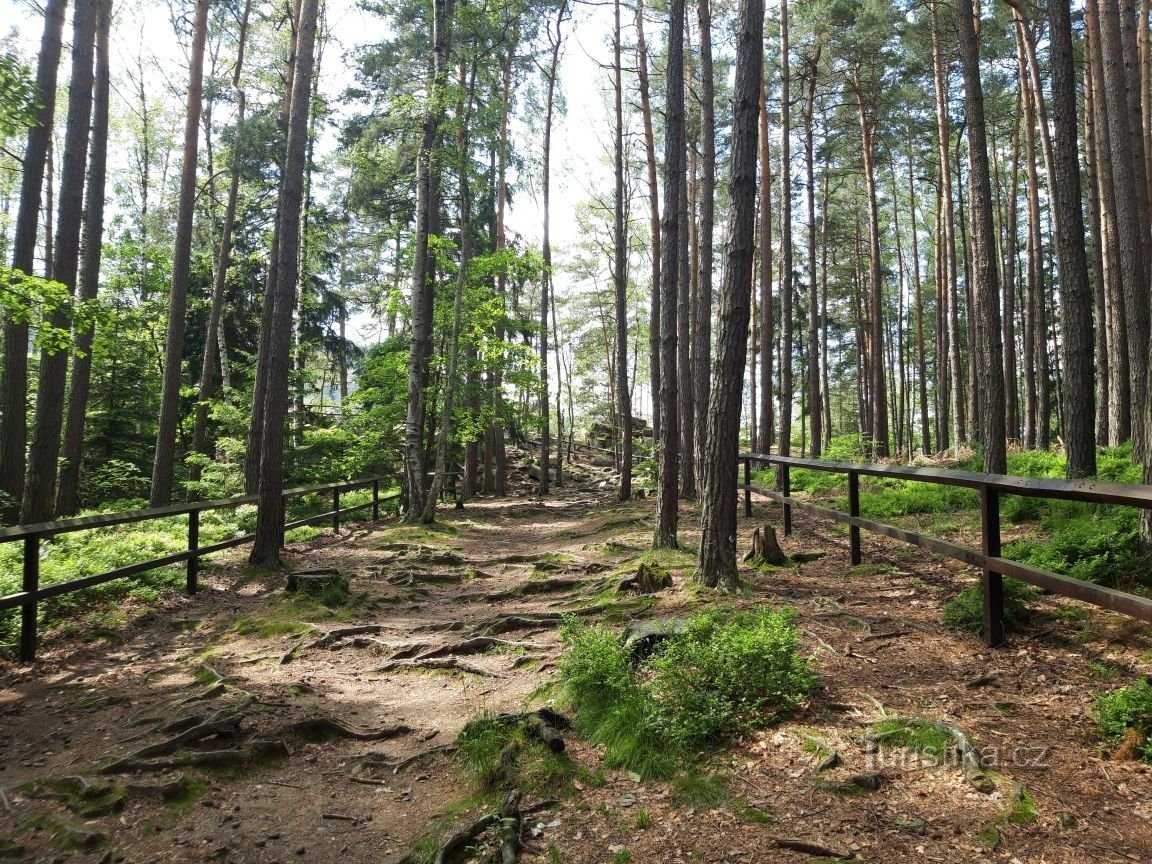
[{"left": 3, "top": 454, "right": 1152, "bottom": 864}]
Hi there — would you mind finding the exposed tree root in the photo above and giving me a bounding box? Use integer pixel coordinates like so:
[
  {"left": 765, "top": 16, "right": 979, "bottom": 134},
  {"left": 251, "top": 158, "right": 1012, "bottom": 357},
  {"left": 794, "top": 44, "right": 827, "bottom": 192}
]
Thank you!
[
  {"left": 282, "top": 717, "right": 413, "bottom": 741},
  {"left": 375, "top": 657, "right": 508, "bottom": 678},
  {"left": 308, "top": 624, "right": 388, "bottom": 649},
  {"left": 101, "top": 710, "right": 245, "bottom": 773},
  {"left": 100, "top": 739, "right": 289, "bottom": 774},
  {"left": 771, "top": 837, "right": 854, "bottom": 859},
  {"left": 499, "top": 790, "right": 522, "bottom": 864},
  {"left": 807, "top": 771, "right": 885, "bottom": 794},
  {"left": 416, "top": 638, "right": 547, "bottom": 659},
  {"left": 456, "top": 579, "right": 584, "bottom": 604}
]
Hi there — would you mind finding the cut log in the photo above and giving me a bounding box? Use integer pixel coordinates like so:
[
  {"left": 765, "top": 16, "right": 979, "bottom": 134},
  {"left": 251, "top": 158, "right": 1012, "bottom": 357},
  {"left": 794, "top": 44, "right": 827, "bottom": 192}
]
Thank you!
[{"left": 621, "top": 618, "right": 687, "bottom": 663}]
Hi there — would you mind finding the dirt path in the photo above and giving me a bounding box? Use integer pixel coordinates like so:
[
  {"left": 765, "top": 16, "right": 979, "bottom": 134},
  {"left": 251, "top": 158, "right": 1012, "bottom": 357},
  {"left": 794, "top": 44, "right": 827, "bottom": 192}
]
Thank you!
[{"left": 3, "top": 472, "right": 1152, "bottom": 863}]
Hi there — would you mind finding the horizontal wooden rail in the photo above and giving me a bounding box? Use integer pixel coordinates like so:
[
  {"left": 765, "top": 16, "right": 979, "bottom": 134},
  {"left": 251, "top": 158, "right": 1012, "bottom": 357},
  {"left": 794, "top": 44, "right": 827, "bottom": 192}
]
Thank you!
[
  {"left": 1, "top": 477, "right": 398, "bottom": 661},
  {"left": 740, "top": 452, "right": 1152, "bottom": 647}
]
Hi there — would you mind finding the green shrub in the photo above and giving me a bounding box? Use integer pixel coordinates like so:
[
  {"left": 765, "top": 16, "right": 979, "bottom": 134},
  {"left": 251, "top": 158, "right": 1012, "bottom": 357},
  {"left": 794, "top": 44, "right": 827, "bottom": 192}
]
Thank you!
[
  {"left": 941, "top": 578, "right": 1037, "bottom": 636},
  {"left": 1094, "top": 679, "right": 1152, "bottom": 761},
  {"left": 646, "top": 610, "right": 815, "bottom": 748},
  {"left": 858, "top": 478, "right": 978, "bottom": 518},
  {"left": 1003, "top": 502, "right": 1152, "bottom": 590},
  {"left": 558, "top": 610, "right": 815, "bottom": 777}
]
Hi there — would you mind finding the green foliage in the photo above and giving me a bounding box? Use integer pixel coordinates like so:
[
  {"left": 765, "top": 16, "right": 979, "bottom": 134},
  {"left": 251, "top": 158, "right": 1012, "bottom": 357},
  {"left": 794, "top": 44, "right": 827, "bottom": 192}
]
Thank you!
[
  {"left": 1003, "top": 502, "right": 1152, "bottom": 590},
  {"left": 82, "top": 460, "right": 151, "bottom": 505},
  {"left": 0, "top": 53, "right": 36, "bottom": 136},
  {"left": 941, "top": 578, "right": 1037, "bottom": 636},
  {"left": 1094, "top": 680, "right": 1152, "bottom": 761},
  {"left": 868, "top": 718, "right": 955, "bottom": 764},
  {"left": 0, "top": 266, "right": 103, "bottom": 353},
  {"left": 558, "top": 610, "right": 815, "bottom": 777},
  {"left": 456, "top": 711, "right": 576, "bottom": 795}
]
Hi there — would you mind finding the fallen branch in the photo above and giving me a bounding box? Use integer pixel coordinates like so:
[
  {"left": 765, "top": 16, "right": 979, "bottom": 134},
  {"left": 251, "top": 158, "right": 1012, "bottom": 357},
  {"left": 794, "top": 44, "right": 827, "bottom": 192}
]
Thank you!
[{"left": 433, "top": 814, "right": 501, "bottom": 864}]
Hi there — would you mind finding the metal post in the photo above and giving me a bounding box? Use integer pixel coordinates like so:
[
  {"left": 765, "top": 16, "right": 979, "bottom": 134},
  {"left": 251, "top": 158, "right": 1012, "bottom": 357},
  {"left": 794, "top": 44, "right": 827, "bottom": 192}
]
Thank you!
[
  {"left": 981, "top": 485, "right": 1005, "bottom": 647},
  {"left": 372, "top": 479, "right": 380, "bottom": 521},
  {"left": 21, "top": 536, "right": 39, "bottom": 662},
  {"left": 743, "top": 458, "right": 752, "bottom": 518},
  {"left": 781, "top": 464, "right": 792, "bottom": 536},
  {"left": 848, "top": 470, "right": 861, "bottom": 566},
  {"left": 187, "top": 510, "right": 200, "bottom": 595},
  {"left": 333, "top": 488, "right": 340, "bottom": 534}
]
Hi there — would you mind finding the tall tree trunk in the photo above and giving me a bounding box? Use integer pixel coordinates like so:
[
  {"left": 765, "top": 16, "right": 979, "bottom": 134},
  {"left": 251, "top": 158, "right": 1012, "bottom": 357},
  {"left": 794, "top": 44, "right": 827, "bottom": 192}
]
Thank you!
[
  {"left": 1001, "top": 97, "right": 1021, "bottom": 443},
  {"left": 654, "top": 0, "right": 684, "bottom": 549},
  {"left": 22, "top": 0, "right": 98, "bottom": 524},
  {"left": 636, "top": 0, "right": 661, "bottom": 439},
  {"left": 56, "top": 0, "right": 112, "bottom": 517},
  {"left": 908, "top": 142, "right": 931, "bottom": 454},
  {"left": 489, "top": 29, "right": 516, "bottom": 498},
  {"left": 678, "top": 109, "right": 695, "bottom": 498},
  {"left": 190, "top": 0, "right": 252, "bottom": 492},
  {"left": 778, "top": 0, "right": 793, "bottom": 457},
  {"left": 249, "top": 0, "right": 319, "bottom": 565},
  {"left": 932, "top": 0, "right": 965, "bottom": 451},
  {"left": 803, "top": 48, "right": 822, "bottom": 458},
  {"left": 1084, "top": 38, "right": 1113, "bottom": 446},
  {"left": 0, "top": 0, "right": 67, "bottom": 523},
  {"left": 150, "top": 0, "right": 211, "bottom": 507},
  {"left": 402, "top": 0, "right": 455, "bottom": 520},
  {"left": 855, "top": 69, "right": 888, "bottom": 458},
  {"left": 614, "top": 0, "right": 633, "bottom": 502},
  {"left": 423, "top": 61, "right": 477, "bottom": 523},
  {"left": 697, "top": 0, "right": 762, "bottom": 589},
  {"left": 693, "top": 0, "right": 715, "bottom": 488},
  {"left": 957, "top": 0, "right": 1006, "bottom": 473},
  {"left": 539, "top": 2, "right": 568, "bottom": 496},
  {"left": 1094, "top": 0, "right": 1151, "bottom": 458},
  {"left": 758, "top": 70, "right": 774, "bottom": 452},
  {"left": 1048, "top": 0, "right": 1097, "bottom": 477}
]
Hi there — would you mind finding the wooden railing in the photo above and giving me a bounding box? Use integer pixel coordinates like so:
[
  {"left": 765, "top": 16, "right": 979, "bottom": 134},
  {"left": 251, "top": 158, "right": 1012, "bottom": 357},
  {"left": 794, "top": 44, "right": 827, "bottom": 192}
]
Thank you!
[
  {"left": 0, "top": 477, "right": 398, "bottom": 661},
  {"left": 740, "top": 452, "right": 1152, "bottom": 647}
]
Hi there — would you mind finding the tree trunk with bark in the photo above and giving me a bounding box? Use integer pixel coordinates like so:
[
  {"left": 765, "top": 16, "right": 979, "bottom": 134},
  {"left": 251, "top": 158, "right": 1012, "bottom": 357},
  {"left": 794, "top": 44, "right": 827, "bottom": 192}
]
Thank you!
[
  {"left": 1047, "top": 0, "right": 1097, "bottom": 477},
  {"left": 150, "top": 0, "right": 211, "bottom": 507},
  {"left": 697, "top": 0, "right": 763, "bottom": 589},
  {"left": 22, "top": 0, "right": 98, "bottom": 524},
  {"left": 636, "top": 0, "right": 661, "bottom": 440},
  {"left": 778, "top": 0, "right": 793, "bottom": 457},
  {"left": 693, "top": 0, "right": 715, "bottom": 491},
  {"left": 758, "top": 71, "right": 774, "bottom": 453},
  {"left": 402, "top": 0, "right": 455, "bottom": 520},
  {"left": 0, "top": 0, "right": 67, "bottom": 523},
  {"left": 56, "top": 0, "right": 112, "bottom": 517},
  {"left": 654, "top": 0, "right": 684, "bottom": 549},
  {"left": 956, "top": 0, "right": 1006, "bottom": 473},
  {"left": 614, "top": 0, "right": 632, "bottom": 502},
  {"left": 249, "top": 0, "right": 319, "bottom": 565}
]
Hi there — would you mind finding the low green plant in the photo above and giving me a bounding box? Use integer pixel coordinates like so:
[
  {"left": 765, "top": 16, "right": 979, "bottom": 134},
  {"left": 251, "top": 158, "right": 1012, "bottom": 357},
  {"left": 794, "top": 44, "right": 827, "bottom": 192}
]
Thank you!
[
  {"left": 868, "top": 718, "right": 955, "bottom": 765},
  {"left": 633, "top": 809, "right": 652, "bottom": 829},
  {"left": 558, "top": 609, "right": 815, "bottom": 778},
  {"left": 1094, "top": 679, "right": 1152, "bottom": 761},
  {"left": 941, "top": 578, "right": 1037, "bottom": 636}
]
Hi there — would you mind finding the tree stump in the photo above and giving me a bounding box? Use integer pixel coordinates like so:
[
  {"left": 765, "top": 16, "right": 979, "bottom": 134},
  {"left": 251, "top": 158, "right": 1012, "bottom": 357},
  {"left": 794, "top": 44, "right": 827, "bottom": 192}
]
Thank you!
[
  {"left": 618, "top": 561, "right": 673, "bottom": 594},
  {"left": 743, "top": 525, "right": 790, "bottom": 566}
]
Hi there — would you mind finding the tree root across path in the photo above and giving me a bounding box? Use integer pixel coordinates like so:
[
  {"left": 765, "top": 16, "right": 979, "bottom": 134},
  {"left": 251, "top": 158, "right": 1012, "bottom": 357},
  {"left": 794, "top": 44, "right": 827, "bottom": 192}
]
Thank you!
[
  {"left": 283, "top": 718, "right": 413, "bottom": 741},
  {"left": 375, "top": 657, "right": 508, "bottom": 678}
]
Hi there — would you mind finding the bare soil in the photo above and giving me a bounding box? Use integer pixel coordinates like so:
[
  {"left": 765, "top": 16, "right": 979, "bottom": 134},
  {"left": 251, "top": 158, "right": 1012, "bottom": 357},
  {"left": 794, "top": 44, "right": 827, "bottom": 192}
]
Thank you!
[{"left": 3, "top": 463, "right": 1152, "bottom": 864}]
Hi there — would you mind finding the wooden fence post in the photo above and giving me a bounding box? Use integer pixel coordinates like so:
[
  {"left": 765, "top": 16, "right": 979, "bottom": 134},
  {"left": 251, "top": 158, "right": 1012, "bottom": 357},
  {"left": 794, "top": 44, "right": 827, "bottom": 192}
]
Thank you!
[
  {"left": 372, "top": 479, "right": 380, "bottom": 521},
  {"left": 744, "top": 458, "right": 752, "bottom": 518},
  {"left": 781, "top": 464, "right": 792, "bottom": 536},
  {"left": 981, "top": 485, "right": 1005, "bottom": 647},
  {"left": 848, "top": 470, "right": 861, "bottom": 566},
  {"left": 187, "top": 510, "right": 199, "bottom": 595},
  {"left": 333, "top": 488, "right": 340, "bottom": 534},
  {"left": 21, "top": 536, "right": 39, "bottom": 662}
]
